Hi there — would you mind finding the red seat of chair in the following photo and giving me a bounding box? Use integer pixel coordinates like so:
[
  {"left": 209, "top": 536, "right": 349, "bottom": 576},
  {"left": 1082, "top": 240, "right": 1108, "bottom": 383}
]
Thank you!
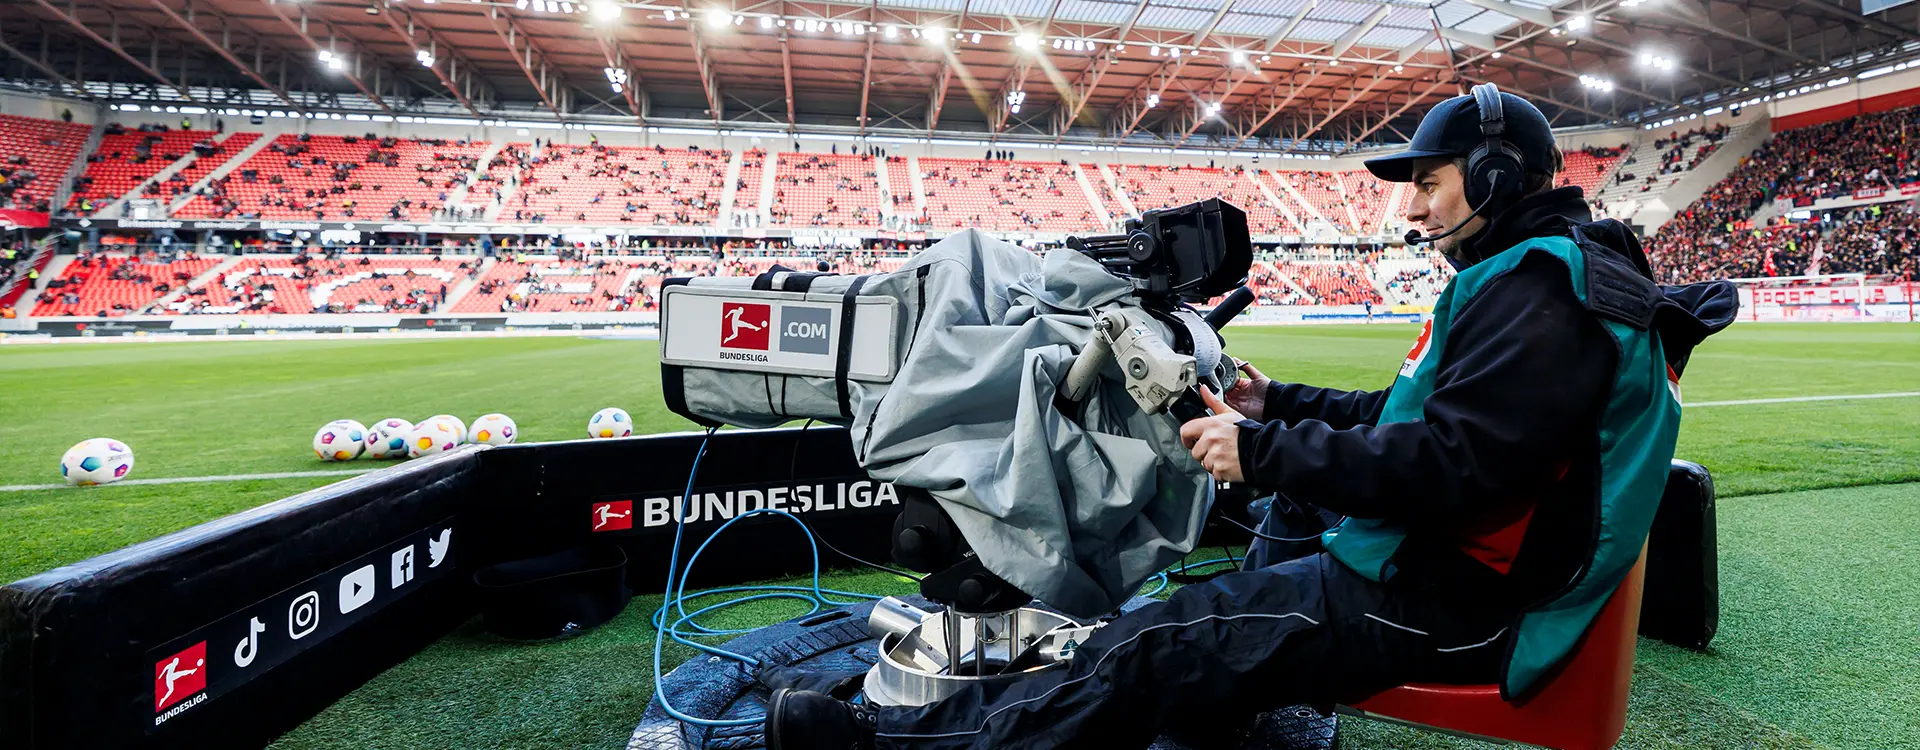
[{"left": 1346, "top": 549, "right": 1647, "bottom": 750}]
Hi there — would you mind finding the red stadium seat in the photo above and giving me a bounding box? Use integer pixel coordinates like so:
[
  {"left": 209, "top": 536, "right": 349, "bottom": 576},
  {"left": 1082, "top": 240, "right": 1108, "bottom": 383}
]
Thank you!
[
  {"left": 1344, "top": 549, "right": 1648, "bottom": 750},
  {"left": 0, "top": 113, "right": 92, "bottom": 212},
  {"left": 66, "top": 128, "right": 228, "bottom": 211},
  {"left": 176, "top": 134, "right": 487, "bottom": 221},
  {"left": 770, "top": 153, "right": 881, "bottom": 229},
  {"left": 1107, "top": 164, "right": 1299, "bottom": 235},
  {"left": 918, "top": 158, "right": 1103, "bottom": 233}
]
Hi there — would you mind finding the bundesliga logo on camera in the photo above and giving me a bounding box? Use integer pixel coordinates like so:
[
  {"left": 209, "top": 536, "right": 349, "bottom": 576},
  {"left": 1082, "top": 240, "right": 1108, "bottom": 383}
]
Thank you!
[{"left": 720, "top": 303, "right": 771, "bottom": 350}]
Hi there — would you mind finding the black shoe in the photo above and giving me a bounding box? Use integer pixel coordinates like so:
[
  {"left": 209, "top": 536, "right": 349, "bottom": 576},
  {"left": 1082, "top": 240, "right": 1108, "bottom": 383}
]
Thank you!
[{"left": 765, "top": 689, "right": 878, "bottom": 750}]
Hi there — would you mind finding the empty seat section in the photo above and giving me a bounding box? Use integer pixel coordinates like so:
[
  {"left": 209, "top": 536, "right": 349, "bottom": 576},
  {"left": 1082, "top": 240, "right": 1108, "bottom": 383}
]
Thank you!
[
  {"left": 1107, "top": 164, "right": 1296, "bottom": 235},
  {"left": 30, "top": 254, "right": 218, "bottom": 316},
  {"left": 1559, "top": 148, "right": 1624, "bottom": 195},
  {"left": 732, "top": 149, "right": 768, "bottom": 223},
  {"left": 457, "top": 259, "right": 652, "bottom": 312},
  {"left": 66, "top": 128, "right": 221, "bottom": 211},
  {"left": 770, "top": 153, "right": 881, "bottom": 229},
  {"left": 1276, "top": 171, "right": 1356, "bottom": 233},
  {"left": 1079, "top": 164, "right": 1132, "bottom": 221},
  {"left": 1280, "top": 261, "right": 1383, "bottom": 306},
  {"left": 918, "top": 158, "right": 1103, "bottom": 233},
  {"left": 509, "top": 144, "right": 727, "bottom": 225},
  {"left": 158, "top": 132, "right": 261, "bottom": 205},
  {"left": 0, "top": 113, "right": 92, "bottom": 211},
  {"left": 165, "top": 256, "right": 471, "bottom": 314},
  {"left": 884, "top": 157, "right": 917, "bottom": 220},
  {"left": 174, "top": 134, "right": 487, "bottom": 220},
  {"left": 1336, "top": 171, "right": 1395, "bottom": 235}
]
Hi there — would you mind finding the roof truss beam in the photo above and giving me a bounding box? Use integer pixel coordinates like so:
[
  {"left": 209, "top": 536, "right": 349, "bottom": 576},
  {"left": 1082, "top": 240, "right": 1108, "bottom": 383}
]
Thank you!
[
  {"left": 144, "top": 0, "right": 297, "bottom": 108},
  {"left": 25, "top": 0, "right": 190, "bottom": 99},
  {"left": 262, "top": 0, "right": 394, "bottom": 115},
  {"left": 486, "top": 5, "right": 572, "bottom": 117}
]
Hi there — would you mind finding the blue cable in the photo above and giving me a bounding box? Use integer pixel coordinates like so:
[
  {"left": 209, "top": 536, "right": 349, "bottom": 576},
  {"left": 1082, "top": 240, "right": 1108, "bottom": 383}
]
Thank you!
[
  {"left": 649, "top": 428, "right": 893, "bottom": 728},
  {"left": 648, "top": 429, "right": 1244, "bottom": 728}
]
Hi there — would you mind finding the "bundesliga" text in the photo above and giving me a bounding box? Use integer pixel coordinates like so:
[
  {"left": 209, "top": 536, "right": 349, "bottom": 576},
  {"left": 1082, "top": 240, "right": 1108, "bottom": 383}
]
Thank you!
[{"left": 639, "top": 480, "right": 900, "bottom": 527}]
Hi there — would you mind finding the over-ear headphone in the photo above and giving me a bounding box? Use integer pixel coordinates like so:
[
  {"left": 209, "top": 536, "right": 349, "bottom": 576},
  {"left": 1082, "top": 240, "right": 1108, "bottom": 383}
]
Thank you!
[{"left": 1465, "top": 83, "right": 1527, "bottom": 209}]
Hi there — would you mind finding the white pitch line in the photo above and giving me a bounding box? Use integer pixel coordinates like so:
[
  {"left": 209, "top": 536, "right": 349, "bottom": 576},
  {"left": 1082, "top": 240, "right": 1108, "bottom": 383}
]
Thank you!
[
  {"left": 1686, "top": 391, "right": 1920, "bottom": 408},
  {"left": 0, "top": 468, "right": 380, "bottom": 493},
  {"left": 6, "top": 392, "right": 1917, "bottom": 491}
]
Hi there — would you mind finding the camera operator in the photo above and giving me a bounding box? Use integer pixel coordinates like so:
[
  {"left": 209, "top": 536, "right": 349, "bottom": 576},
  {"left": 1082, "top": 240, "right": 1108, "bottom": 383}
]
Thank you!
[{"left": 764, "top": 85, "right": 1735, "bottom": 750}]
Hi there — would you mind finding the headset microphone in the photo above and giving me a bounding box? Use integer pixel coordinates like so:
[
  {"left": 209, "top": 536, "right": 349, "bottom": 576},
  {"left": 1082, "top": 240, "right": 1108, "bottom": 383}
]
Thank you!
[{"left": 1403, "top": 192, "right": 1495, "bottom": 245}]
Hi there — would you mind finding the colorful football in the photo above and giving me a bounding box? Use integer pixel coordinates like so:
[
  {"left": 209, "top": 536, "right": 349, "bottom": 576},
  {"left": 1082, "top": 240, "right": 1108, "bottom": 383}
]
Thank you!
[
  {"left": 469, "top": 413, "right": 517, "bottom": 446},
  {"left": 364, "top": 418, "right": 414, "bottom": 459},
  {"left": 314, "top": 421, "right": 367, "bottom": 462},
  {"left": 60, "top": 438, "right": 136, "bottom": 486},
  {"left": 588, "top": 407, "right": 632, "bottom": 439},
  {"left": 408, "top": 419, "right": 462, "bottom": 459}
]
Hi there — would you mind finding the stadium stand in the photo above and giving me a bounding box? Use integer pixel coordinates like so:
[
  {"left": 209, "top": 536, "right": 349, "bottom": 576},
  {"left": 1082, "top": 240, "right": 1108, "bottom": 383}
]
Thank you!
[
  {"left": 507, "top": 143, "right": 727, "bottom": 225},
  {"left": 1336, "top": 171, "right": 1395, "bottom": 235},
  {"left": 29, "top": 252, "right": 218, "bottom": 317},
  {"left": 1276, "top": 171, "right": 1357, "bottom": 233},
  {"left": 456, "top": 258, "right": 653, "bottom": 312},
  {"left": 161, "top": 132, "right": 261, "bottom": 205},
  {"left": 918, "top": 158, "right": 1103, "bottom": 233},
  {"left": 1820, "top": 203, "right": 1920, "bottom": 276},
  {"left": 1280, "top": 261, "right": 1384, "bottom": 306},
  {"left": 470, "top": 142, "right": 531, "bottom": 214},
  {"left": 1370, "top": 253, "right": 1455, "bottom": 306},
  {"left": 64, "top": 126, "right": 221, "bottom": 212},
  {"left": 1557, "top": 144, "right": 1628, "bottom": 196},
  {"left": 1244, "top": 260, "right": 1313, "bottom": 306},
  {"left": 174, "top": 134, "right": 488, "bottom": 221},
  {"left": 1080, "top": 164, "right": 1132, "bottom": 222},
  {"left": 164, "top": 255, "right": 475, "bottom": 314},
  {"left": 770, "top": 153, "right": 882, "bottom": 228},
  {"left": 731, "top": 148, "right": 768, "bottom": 226},
  {"left": 1106, "top": 165, "right": 1297, "bottom": 235},
  {"left": 1594, "top": 125, "right": 1735, "bottom": 219},
  {"left": 884, "top": 156, "right": 917, "bottom": 222},
  {"left": 0, "top": 113, "right": 91, "bottom": 212},
  {"left": 1649, "top": 107, "right": 1920, "bottom": 282}
]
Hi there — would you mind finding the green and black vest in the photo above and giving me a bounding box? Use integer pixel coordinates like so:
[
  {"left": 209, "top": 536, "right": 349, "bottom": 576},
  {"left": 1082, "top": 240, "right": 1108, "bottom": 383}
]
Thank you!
[{"left": 1322, "top": 232, "right": 1681, "bottom": 698}]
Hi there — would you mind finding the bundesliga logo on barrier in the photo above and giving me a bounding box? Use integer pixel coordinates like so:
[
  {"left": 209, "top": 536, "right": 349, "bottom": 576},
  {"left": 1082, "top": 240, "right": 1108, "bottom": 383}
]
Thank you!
[{"left": 154, "top": 641, "right": 207, "bottom": 723}]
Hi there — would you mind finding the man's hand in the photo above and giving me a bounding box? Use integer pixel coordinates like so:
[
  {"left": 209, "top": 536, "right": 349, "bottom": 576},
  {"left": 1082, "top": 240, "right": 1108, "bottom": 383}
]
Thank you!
[
  {"left": 1180, "top": 386, "right": 1247, "bottom": 483},
  {"left": 1220, "top": 359, "right": 1271, "bottom": 422}
]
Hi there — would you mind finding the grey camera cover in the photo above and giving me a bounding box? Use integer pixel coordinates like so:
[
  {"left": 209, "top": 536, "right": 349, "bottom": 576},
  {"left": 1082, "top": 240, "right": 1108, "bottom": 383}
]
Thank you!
[{"left": 669, "top": 229, "right": 1226, "bottom": 617}]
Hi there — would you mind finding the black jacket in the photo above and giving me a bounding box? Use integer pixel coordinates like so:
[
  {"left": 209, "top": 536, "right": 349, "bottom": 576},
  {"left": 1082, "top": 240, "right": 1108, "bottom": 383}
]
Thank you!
[{"left": 1234, "top": 187, "right": 1738, "bottom": 603}]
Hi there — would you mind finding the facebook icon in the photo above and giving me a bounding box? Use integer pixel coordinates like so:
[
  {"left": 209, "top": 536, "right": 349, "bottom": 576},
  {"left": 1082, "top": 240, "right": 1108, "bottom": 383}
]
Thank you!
[{"left": 391, "top": 545, "right": 416, "bottom": 589}]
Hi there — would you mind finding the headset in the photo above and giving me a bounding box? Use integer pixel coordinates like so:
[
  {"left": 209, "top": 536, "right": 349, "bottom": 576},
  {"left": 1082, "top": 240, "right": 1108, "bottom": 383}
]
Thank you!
[{"left": 1405, "top": 83, "right": 1528, "bottom": 245}]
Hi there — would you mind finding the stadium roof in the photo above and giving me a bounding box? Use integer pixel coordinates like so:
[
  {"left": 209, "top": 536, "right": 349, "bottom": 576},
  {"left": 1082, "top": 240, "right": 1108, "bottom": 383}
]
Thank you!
[{"left": 4, "top": 0, "right": 1920, "bottom": 153}]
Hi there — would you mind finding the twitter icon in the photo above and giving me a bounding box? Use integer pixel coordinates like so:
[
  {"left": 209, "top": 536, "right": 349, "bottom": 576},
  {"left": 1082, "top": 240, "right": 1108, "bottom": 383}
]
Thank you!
[{"left": 428, "top": 528, "right": 452, "bottom": 568}]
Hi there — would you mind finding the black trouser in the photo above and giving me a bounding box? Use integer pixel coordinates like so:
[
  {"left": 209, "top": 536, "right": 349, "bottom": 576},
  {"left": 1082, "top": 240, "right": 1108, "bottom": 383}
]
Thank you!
[{"left": 874, "top": 524, "right": 1515, "bottom": 749}]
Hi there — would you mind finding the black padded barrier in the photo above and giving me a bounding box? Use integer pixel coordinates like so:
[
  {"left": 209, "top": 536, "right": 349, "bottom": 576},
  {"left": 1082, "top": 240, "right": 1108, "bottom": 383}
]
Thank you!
[{"left": 0, "top": 425, "right": 896, "bottom": 750}]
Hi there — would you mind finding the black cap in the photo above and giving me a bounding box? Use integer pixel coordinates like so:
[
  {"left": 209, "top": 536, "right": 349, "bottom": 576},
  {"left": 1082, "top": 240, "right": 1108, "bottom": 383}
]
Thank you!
[{"left": 1363, "top": 90, "right": 1557, "bottom": 183}]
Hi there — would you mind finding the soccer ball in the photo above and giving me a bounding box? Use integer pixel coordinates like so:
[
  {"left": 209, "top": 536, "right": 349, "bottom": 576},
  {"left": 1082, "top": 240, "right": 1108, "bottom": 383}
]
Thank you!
[
  {"left": 365, "top": 418, "right": 414, "bottom": 459},
  {"left": 60, "top": 438, "right": 135, "bottom": 486},
  {"left": 588, "top": 407, "right": 632, "bottom": 439},
  {"left": 408, "top": 419, "right": 462, "bottom": 459},
  {"left": 469, "top": 413, "right": 517, "bottom": 446},
  {"left": 425, "top": 414, "right": 467, "bottom": 446},
  {"left": 327, "top": 419, "right": 368, "bottom": 442},
  {"left": 314, "top": 422, "right": 366, "bottom": 461}
]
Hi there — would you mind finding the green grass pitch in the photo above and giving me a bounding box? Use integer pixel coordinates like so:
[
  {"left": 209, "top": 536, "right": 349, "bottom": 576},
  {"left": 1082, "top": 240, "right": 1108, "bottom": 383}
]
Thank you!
[{"left": 2, "top": 323, "right": 1917, "bottom": 749}]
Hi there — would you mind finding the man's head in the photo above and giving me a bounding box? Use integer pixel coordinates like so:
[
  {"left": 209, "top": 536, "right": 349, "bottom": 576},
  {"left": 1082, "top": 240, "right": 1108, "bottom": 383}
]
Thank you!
[{"left": 1364, "top": 84, "right": 1564, "bottom": 257}]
